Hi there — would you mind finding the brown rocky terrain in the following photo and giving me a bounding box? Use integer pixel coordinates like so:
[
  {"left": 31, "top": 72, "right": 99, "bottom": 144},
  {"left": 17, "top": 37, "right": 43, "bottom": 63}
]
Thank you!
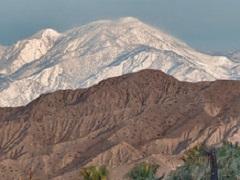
[{"left": 0, "top": 69, "right": 240, "bottom": 179}]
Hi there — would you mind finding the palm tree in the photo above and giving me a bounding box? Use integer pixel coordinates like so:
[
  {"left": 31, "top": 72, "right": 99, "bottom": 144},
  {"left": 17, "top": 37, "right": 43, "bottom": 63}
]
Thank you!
[
  {"left": 127, "top": 162, "right": 159, "bottom": 180},
  {"left": 206, "top": 149, "right": 218, "bottom": 180},
  {"left": 167, "top": 143, "right": 240, "bottom": 180},
  {"left": 183, "top": 145, "right": 207, "bottom": 166},
  {"left": 80, "top": 166, "right": 108, "bottom": 180}
]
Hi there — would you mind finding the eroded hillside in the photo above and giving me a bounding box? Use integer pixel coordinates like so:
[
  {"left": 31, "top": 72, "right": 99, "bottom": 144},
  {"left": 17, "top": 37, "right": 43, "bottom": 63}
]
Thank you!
[{"left": 0, "top": 70, "right": 239, "bottom": 179}]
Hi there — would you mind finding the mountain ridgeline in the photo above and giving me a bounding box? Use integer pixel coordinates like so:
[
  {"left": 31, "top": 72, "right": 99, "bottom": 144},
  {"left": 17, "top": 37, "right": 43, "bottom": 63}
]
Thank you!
[
  {"left": 0, "top": 70, "right": 239, "bottom": 179},
  {"left": 0, "top": 17, "right": 240, "bottom": 107}
]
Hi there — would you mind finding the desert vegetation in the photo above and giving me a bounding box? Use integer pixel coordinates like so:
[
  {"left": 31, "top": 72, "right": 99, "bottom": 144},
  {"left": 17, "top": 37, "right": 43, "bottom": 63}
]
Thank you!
[
  {"left": 126, "top": 162, "right": 159, "bottom": 180},
  {"left": 80, "top": 166, "right": 108, "bottom": 180},
  {"left": 79, "top": 163, "right": 159, "bottom": 180},
  {"left": 79, "top": 143, "right": 240, "bottom": 180},
  {"left": 167, "top": 143, "right": 240, "bottom": 180}
]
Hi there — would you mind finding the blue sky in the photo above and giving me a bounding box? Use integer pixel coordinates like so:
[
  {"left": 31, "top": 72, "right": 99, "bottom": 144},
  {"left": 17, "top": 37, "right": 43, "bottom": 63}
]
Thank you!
[{"left": 0, "top": 0, "right": 240, "bottom": 52}]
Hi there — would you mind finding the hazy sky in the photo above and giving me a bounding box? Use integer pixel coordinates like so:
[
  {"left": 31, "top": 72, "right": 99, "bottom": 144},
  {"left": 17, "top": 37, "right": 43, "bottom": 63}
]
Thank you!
[{"left": 0, "top": 0, "right": 240, "bottom": 52}]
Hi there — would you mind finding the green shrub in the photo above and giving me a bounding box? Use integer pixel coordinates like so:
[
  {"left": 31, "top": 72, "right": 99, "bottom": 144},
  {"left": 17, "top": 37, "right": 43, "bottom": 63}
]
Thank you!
[
  {"left": 183, "top": 145, "right": 207, "bottom": 166},
  {"left": 217, "top": 142, "right": 240, "bottom": 179},
  {"left": 127, "top": 162, "right": 159, "bottom": 180},
  {"left": 80, "top": 166, "right": 108, "bottom": 180}
]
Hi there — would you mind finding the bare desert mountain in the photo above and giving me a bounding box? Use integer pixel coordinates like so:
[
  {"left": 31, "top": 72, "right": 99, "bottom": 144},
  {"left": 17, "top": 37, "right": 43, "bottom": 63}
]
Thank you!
[{"left": 0, "top": 69, "right": 239, "bottom": 179}]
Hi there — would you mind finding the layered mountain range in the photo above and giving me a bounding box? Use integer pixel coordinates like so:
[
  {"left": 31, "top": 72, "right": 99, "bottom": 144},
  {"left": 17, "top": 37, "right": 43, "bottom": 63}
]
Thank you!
[
  {"left": 0, "top": 17, "right": 240, "bottom": 107},
  {"left": 0, "top": 70, "right": 239, "bottom": 179}
]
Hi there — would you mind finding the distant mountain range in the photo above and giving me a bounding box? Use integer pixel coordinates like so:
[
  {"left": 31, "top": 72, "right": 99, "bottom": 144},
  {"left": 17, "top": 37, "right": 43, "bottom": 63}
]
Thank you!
[
  {"left": 0, "top": 70, "right": 239, "bottom": 179},
  {"left": 0, "top": 17, "right": 240, "bottom": 107}
]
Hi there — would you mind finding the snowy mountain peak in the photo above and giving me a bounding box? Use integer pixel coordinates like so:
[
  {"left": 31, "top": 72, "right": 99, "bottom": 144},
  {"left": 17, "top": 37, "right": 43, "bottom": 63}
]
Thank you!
[
  {"left": 31, "top": 28, "right": 61, "bottom": 40},
  {"left": 118, "top": 16, "right": 142, "bottom": 23},
  {"left": 63, "top": 17, "right": 187, "bottom": 56},
  {"left": 0, "top": 17, "right": 240, "bottom": 107},
  {"left": 0, "top": 29, "right": 61, "bottom": 75}
]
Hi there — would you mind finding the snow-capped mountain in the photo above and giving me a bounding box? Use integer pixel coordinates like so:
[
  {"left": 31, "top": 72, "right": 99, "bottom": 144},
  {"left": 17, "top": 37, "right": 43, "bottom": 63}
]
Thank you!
[
  {"left": 0, "top": 17, "right": 239, "bottom": 107},
  {"left": 0, "top": 29, "right": 60, "bottom": 75}
]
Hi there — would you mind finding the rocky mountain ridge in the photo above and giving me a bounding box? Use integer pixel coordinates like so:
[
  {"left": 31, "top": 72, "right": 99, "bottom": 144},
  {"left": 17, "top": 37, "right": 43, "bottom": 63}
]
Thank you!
[{"left": 0, "top": 70, "right": 239, "bottom": 179}]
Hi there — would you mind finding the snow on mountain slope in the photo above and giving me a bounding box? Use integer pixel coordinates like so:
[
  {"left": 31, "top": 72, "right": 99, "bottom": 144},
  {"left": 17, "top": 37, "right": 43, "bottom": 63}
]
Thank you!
[
  {"left": 0, "top": 29, "right": 61, "bottom": 75},
  {"left": 227, "top": 50, "right": 240, "bottom": 62},
  {"left": 0, "top": 17, "right": 239, "bottom": 107}
]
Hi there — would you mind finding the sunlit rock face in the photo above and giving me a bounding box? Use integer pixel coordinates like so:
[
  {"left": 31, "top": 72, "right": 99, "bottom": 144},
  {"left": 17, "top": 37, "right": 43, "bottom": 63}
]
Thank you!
[{"left": 204, "top": 103, "right": 221, "bottom": 117}]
